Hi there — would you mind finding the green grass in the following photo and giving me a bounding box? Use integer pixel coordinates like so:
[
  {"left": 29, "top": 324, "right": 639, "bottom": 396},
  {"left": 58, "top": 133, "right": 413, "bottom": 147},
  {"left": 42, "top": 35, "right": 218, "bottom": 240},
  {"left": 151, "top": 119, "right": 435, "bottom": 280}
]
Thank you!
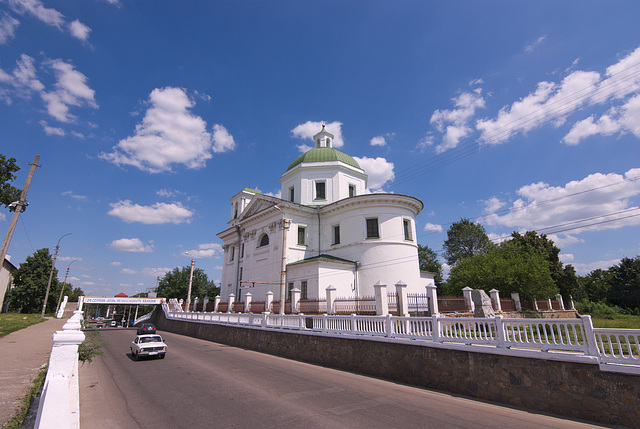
[
  {"left": 1, "top": 365, "right": 47, "bottom": 429},
  {"left": 591, "top": 314, "right": 640, "bottom": 329},
  {"left": 0, "top": 313, "right": 46, "bottom": 338}
]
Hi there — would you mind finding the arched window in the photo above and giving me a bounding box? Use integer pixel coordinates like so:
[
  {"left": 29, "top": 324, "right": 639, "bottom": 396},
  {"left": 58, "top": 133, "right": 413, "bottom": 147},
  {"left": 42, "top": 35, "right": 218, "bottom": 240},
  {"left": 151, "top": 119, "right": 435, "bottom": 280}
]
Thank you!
[{"left": 258, "top": 233, "right": 269, "bottom": 247}]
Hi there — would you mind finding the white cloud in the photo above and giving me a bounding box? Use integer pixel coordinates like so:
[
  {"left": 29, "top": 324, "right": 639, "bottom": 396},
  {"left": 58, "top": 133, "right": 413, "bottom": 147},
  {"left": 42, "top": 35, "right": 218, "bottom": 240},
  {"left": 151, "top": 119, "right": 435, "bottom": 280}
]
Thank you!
[
  {"left": 109, "top": 238, "right": 154, "bottom": 253},
  {"left": 109, "top": 261, "right": 121, "bottom": 266},
  {"left": 0, "top": 12, "right": 19, "bottom": 44},
  {"left": 156, "top": 188, "right": 179, "bottom": 198},
  {"left": 525, "top": 35, "right": 546, "bottom": 52},
  {"left": 563, "top": 94, "right": 640, "bottom": 144},
  {"left": 7, "top": 0, "right": 64, "bottom": 29},
  {"left": 68, "top": 19, "right": 91, "bottom": 42},
  {"left": 62, "top": 190, "right": 87, "bottom": 201},
  {"left": 572, "top": 258, "right": 622, "bottom": 275},
  {"left": 291, "top": 121, "right": 344, "bottom": 148},
  {"left": 100, "top": 87, "right": 232, "bottom": 173},
  {"left": 108, "top": 200, "right": 193, "bottom": 224},
  {"left": 185, "top": 243, "right": 223, "bottom": 259},
  {"left": 370, "top": 136, "right": 386, "bottom": 146},
  {"left": 40, "top": 120, "right": 64, "bottom": 136},
  {"left": 430, "top": 89, "right": 485, "bottom": 153},
  {"left": 353, "top": 156, "right": 394, "bottom": 192},
  {"left": 41, "top": 59, "right": 97, "bottom": 123},
  {"left": 477, "top": 71, "right": 600, "bottom": 145},
  {"left": 484, "top": 168, "right": 640, "bottom": 236},
  {"left": 211, "top": 123, "right": 236, "bottom": 153},
  {"left": 559, "top": 253, "right": 574, "bottom": 263},
  {"left": 423, "top": 223, "right": 443, "bottom": 233},
  {"left": 482, "top": 197, "right": 505, "bottom": 214}
]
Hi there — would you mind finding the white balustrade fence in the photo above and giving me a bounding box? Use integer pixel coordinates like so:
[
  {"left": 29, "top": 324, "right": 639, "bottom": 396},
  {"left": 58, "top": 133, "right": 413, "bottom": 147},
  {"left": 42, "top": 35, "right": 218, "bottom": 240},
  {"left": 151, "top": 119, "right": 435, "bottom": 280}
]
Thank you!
[{"left": 164, "top": 304, "right": 640, "bottom": 374}]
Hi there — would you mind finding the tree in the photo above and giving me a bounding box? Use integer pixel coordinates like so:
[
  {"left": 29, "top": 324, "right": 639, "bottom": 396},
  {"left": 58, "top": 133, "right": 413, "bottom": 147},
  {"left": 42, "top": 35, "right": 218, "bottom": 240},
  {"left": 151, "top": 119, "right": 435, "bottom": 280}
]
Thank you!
[
  {"left": 576, "top": 269, "right": 613, "bottom": 302},
  {"left": 156, "top": 266, "right": 219, "bottom": 300},
  {"left": 447, "top": 240, "right": 557, "bottom": 299},
  {"left": 442, "top": 218, "right": 493, "bottom": 266},
  {"left": 0, "top": 154, "right": 21, "bottom": 208},
  {"left": 607, "top": 256, "right": 640, "bottom": 310},
  {"left": 6, "top": 248, "right": 60, "bottom": 313},
  {"left": 510, "top": 231, "right": 563, "bottom": 281},
  {"left": 417, "top": 244, "right": 443, "bottom": 286}
]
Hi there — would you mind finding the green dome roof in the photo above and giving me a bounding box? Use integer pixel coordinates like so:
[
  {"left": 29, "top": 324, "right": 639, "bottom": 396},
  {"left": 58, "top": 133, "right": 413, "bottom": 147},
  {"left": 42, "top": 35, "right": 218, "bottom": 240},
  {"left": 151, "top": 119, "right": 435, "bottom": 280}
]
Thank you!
[{"left": 286, "top": 147, "right": 361, "bottom": 171}]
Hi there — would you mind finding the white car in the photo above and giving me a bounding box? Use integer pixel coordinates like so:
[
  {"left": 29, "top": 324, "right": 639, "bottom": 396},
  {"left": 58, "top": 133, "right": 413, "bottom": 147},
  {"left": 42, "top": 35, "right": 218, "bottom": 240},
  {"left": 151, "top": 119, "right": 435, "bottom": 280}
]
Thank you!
[{"left": 130, "top": 334, "right": 167, "bottom": 360}]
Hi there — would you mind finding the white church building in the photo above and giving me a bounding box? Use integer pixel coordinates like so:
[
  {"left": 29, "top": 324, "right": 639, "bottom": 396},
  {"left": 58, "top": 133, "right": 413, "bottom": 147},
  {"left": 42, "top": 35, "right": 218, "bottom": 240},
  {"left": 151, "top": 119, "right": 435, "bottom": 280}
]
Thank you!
[{"left": 217, "top": 125, "right": 434, "bottom": 308}]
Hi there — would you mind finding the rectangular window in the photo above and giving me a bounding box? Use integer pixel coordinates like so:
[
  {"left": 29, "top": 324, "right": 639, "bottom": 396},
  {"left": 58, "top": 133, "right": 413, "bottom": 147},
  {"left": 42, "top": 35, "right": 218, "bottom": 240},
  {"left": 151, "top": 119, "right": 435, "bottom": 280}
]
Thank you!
[
  {"left": 297, "top": 226, "right": 306, "bottom": 245},
  {"left": 230, "top": 246, "right": 235, "bottom": 261},
  {"left": 315, "top": 181, "right": 326, "bottom": 200},
  {"left": 333, "top": 225, "right": 340, "bottom": 245},
  {"left": 301, "top": 280, "right": 308, "bottom": 300},
  {"left": 241, "top": 243, "right": 245, "bottom": 258},
  {"left": 349, "top": 184, "right": 356, "bottom": 197},
  {"left": 366, "top": 218, "right": 379, "bottom": 238},
  {"left": 289, "top": 187, "right": 295, "bottom": 202},
  {"left": 288, "top": 282, "right": 294, "bottom": 300},
  {"left": 403, "top": 219, "right": 412, "bottom": 241}
]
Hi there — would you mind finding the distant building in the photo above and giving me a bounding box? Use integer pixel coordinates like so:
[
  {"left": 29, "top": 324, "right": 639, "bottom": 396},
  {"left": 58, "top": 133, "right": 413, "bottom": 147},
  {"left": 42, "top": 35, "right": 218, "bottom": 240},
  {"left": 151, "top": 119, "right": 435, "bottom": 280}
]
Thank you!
[
  {"left": 217, "top": 124, "right": 433, "bottom": 306},
  {"left": 0, "top": 256, "right": 17, "bottom": 312}
]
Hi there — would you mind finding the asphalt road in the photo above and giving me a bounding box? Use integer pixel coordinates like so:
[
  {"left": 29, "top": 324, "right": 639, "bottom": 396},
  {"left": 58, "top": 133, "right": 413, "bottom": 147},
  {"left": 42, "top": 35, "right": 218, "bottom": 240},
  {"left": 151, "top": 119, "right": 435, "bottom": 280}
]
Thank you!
[{"left": 79, "top": 329, "right": 611, "bottom": 429}]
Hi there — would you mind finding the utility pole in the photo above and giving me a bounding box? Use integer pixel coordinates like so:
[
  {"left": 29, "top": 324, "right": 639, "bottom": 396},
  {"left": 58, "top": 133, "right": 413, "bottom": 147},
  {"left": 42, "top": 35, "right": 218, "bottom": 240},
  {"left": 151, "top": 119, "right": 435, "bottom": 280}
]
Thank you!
[
  {"left": 41, "top": 233, "right": 71, "bottom": 318},
  {"left": 0, "top": 155, "right": 40, "bottom": 267},
  {"left": 185, "top": 253, "right": 195, "bottom": 311}
]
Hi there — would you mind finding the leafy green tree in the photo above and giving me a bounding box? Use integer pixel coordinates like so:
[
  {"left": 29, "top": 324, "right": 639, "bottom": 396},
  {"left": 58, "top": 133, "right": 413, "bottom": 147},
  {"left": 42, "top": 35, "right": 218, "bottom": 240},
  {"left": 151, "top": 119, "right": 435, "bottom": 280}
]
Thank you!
[
  {"left": 6, "top": 248, "right": 59, "bottom": 313},
  {"left": 510, "top": 231, "right": 564, "bottom": 285},
  {"left": 442, "top": 218, "right": 493, "bottom": 266},
  {"left": 156, "top": 266, "right": 218, "bottom": 300},
  {"left": 557, "top": 264, "right": 580, "bottom": 301},
  {"left": 417, "top": 244, "right": 443, "bottom": 286},
  {"left": 0, "top": 154, "right": 21, "bottom": 208},
  {"left": 447, "top": 240, "right": 557, "bottom": 299},
  {"left": 576, "top": 269, "right": 613, "bottom": 302},
  {"left": 607, "top": 256, "right": 640, "bottom": 310}
]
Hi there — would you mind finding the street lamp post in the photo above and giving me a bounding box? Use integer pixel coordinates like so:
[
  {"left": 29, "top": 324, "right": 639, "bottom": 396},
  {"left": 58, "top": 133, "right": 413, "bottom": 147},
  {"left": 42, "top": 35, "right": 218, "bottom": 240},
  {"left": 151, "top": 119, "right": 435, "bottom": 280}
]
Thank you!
[
  {"left": 55, "top": 259, "right": 77, "bottom": 314},
  {"left": 185, "top": 252, "right": 195, "bottom": 312},
  {"left": 41, "top": 233, "right": 71, "bottom": 318}
]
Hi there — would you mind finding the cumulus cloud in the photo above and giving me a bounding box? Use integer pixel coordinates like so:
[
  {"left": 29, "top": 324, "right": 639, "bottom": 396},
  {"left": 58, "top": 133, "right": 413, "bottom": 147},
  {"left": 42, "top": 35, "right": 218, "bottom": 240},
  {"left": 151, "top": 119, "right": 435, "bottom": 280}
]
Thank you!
[
  {"left": 100, "top": 87, "right": 233, "bottom": 172},
  {"left": 370, "top": 136, "right": 386, "bottom": 146},
  {"left": 6, "top": 0, "right": 91, "bottom": 41},
  {"left": 68, "top": 19, "right": 91, "bottom": 41},
  {"left": 40, "top": 120, "right": 64, "bottom": 136},
  {"left": 109, "top": 238, "right": 154, "bottom": 253},
  {"left": 429, "top": 88, "right": 485, "bottom": 153},
  {"left": 483, "top": 168, "right": 640, "bottom": 236},
  {"left": 353, "top": 156, "right": 394, "bottom": 192},
  {"left": 108, "top": 200, "right": 193, "bottom": 224},
  {"left": 0, "top": 12, "right": 19, "bottom": 44},
  {"left": 39, "top": 59, "right": 97, "bottom": 122},
  {"left": 185, "top": 243, "right": 223, "bottom": 259},
  {"left": 571, "top": 258, "right": 622, "bottom": 275},
  {"left": 423, "top": 223, "right": 443, "bottom": 233},
  {"left": 291, "top": 121, "right": 344, "bottom": 149}
]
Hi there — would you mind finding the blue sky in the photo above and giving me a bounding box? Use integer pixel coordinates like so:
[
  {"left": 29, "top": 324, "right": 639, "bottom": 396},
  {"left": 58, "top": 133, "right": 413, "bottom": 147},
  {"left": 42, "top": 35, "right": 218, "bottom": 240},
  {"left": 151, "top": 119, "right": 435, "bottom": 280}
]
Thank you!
[{"left": 1, "top": 0, "right": 639, "bottom": 297}]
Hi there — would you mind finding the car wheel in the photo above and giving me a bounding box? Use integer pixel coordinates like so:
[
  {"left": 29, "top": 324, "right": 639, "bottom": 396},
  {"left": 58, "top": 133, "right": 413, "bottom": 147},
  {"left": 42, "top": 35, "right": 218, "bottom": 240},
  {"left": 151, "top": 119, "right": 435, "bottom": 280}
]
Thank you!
[
  {"left": 160, "top": 354, "right": 165, "bottom": 359},
  {"left": 134, "top": 350, "right": 139, "bottom": 361}
]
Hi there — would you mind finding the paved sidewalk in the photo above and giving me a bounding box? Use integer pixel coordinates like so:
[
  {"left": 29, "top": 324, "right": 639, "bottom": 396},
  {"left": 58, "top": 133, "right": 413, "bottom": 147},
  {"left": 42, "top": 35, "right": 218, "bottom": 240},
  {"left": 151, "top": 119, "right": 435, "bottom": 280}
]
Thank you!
[{"left": 0, "top": 304, "right": 76, "bottom": 426}]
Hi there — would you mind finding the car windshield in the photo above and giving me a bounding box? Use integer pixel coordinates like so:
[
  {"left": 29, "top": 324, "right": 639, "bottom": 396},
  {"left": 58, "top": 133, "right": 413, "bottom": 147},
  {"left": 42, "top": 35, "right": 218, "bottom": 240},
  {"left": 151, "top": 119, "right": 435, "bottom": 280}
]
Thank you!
[{"left": 141, "top": 336, "right": 161, "bottom": 343}]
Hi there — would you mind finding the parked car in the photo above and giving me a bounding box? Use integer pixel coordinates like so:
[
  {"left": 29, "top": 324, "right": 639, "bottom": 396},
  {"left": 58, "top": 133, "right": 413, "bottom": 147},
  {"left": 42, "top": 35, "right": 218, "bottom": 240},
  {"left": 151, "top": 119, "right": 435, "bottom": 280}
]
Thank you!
[
  {"left": 136, "top": 323, "right": 156, "bottom": 335},
  {"left": 130, "top": 334, "right": 167, "bottom": 361},
  {"left": 110, "top": 321, "right": 117, "bottom": 327}
]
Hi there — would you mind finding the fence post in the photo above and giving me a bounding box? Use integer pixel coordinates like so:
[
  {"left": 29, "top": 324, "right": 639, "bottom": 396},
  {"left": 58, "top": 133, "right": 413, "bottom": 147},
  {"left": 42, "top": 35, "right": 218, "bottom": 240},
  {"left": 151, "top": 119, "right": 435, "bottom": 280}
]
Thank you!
[
  {"left": 245, "top": 292, "right": 252, "bottom": 313},
  {"left": 533, "top": 297, "right": 539, "bottom": 311},
  {"left": 395, "top": 281, "right": 408, "bottom": 317},
  {"left": 495, "top": 315, "right": 506, "bottom": 348},
  {"left": 547, "top": 298, "right": 552, "bottom": 311},
  {"left": 374, "top": 281, "right": 388, "bottom": 316},
  {"left": 193, "top": 297, "right": 199, "bottom": 312},
  {"left": 489, "top": 289, "right": 501, "bottom": 312},
  {"left": 265, "top": 291, "right": 273, "bottom": 313},
  {"left": 203, "top": 296, "right": 209, "bottom": 312},
  {"left": 462, "top": 287, "right": 474, "bottom": 312},
  {"left": 425, "top": 284, "right": 439, "bottom": 316},
  {"left": 291, "top": 288, "right": 301, "bottom": 314},
  {"left": 228, "top": 294, "right": 235, "bottom": 313},
  {"left": 386, "top": 313, "right": 392, "bottom": 338},
  {"left": 351, "top": 314, "right": 357, "bottom": 334},
  {"left": 213, "top": 296, "right": 220, "bottom": 312},
  {"left": 326, "top": 285, "right": 336, "bottom": 315},
  {"left": 432, "top": 315, "right": 441, "bottom": 343},
  {"left": 322, "top": 313, "right": 328, "bottom": 332},
  {"left": 580, "top": 315, "right": 601, "bottom": 357},
  {"left": 261, "top": 312, "right": 268, "bottom": 327},
  {"left": 569, "top": 295, "right": 576, "bottom": 310},
  {"left": 511, "top": 292, "right": 521, "bottom": 311},
  {"left": 555, "top": 294, "right": 565, "bottom": 310}
]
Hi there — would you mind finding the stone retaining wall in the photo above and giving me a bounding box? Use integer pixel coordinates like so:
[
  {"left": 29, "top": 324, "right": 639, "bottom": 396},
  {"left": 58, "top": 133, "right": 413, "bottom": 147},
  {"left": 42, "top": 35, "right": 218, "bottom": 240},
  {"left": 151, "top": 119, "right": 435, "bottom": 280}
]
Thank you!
[{"left": 151, "top": 309, "right": 638, "bottom": 427}]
